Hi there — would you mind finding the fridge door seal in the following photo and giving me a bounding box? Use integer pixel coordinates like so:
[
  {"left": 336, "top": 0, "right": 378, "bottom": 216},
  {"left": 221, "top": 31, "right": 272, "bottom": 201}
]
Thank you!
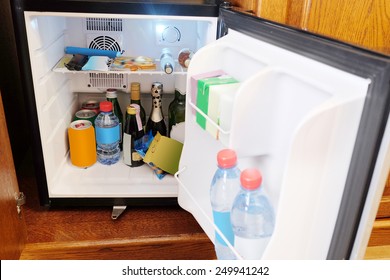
[{"left": 217, "top": 8, "right": 390, "bottom": 259}]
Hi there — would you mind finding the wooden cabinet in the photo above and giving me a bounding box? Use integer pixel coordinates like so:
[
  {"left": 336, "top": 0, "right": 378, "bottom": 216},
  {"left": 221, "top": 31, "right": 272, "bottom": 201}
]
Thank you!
[
  {"left": 0, "top": 92, "right": 26, "bottom": 259},
  {"left": 231, "top": 0, "right": 390, "bottom": 55}
]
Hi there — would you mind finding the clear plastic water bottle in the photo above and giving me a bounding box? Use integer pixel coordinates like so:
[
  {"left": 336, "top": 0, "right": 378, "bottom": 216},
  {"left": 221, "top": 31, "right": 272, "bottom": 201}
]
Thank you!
[
  {"left": 231, "top": 168, "right": 275, "bottom": 260},
  {"left": 94, "top": 101, "right": 120, "bottom": 165},
  {"left": 210, "top": 149, "right": 240, "bottom": 260},
  {"left": 160, "top": 47, "right": 174, "bottom": 74}
]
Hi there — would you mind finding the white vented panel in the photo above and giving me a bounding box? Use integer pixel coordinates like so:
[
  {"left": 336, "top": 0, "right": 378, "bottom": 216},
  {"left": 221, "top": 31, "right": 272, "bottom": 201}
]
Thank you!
[
  {"left": 85, "top": 18, "right": 123, "bottom": 32},
  {"left": 88, "top": 73, "right": 127, "bottom": 88}
]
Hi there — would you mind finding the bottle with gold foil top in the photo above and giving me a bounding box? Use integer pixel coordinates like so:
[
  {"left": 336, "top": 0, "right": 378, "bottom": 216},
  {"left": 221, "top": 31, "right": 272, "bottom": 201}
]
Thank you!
[
  {"left": 130, "top": 82, "right": 146, "bottom": 129},
  {"left": 145, "top": 82, "right": 167, "bottom": 136},
  {"left": 123, "top": 104, "right": 144, "bottom": 167}
]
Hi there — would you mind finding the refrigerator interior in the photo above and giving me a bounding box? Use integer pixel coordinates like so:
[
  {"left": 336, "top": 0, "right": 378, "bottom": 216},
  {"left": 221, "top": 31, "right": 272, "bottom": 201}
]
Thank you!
[
  {"left": 176, "top": 29, "right": 374, "bottom": 259},
  {"left": 24, "top": 11, "right": 217, "bottom": 198}
]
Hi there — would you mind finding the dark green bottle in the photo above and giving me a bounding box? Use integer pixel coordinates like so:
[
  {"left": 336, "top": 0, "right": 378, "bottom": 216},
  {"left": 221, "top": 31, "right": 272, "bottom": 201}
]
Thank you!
[
  {"left": 106, "top": 89, "right": 123, "bottom": 150},
  {"left": 168, "top": 88, "right": 186, "bottom": 139},
  {"left": 123, "top": 104, "right": 144, "bottom": 167}
]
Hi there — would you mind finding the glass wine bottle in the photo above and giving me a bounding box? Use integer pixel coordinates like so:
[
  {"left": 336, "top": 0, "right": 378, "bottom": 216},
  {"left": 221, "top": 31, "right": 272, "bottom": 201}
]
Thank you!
[
  {"left": 145, "top": 82, "right": 167, "bottom": 136},
  {"left": 168, "top": 75, "right": 186, "bottom": 142},
  {"left": 123, "top": 104, "right": 144, "bottom": 167},
  {"left": 130, "top": 82, "right": 146, "bottom": 129}
]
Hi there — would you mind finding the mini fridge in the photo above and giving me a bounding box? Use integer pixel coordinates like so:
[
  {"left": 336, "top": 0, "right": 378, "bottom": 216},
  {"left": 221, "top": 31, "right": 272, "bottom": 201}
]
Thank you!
[{"left": 10, "top": 0, "right": 390, "bottom": 259}]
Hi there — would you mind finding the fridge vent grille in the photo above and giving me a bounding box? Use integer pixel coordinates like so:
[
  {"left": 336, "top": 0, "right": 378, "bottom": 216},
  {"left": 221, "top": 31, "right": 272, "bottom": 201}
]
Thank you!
[
  {"left": 88, "top": 35, "right": 122, "bottom": 52},
  {"left": 86, "top": 18, "right": 123, "bottom": 32},
  {"left": 88, "top": 73, "right": 126, "bottom": 88}
]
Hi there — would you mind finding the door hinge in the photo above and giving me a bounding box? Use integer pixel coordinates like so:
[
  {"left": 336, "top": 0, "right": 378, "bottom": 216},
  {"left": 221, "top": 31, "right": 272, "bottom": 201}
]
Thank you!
[
  {"left": 220, "top": 1, "right": 232, "bottom": 9},
  {"left": 15, "top": 192, "right": 26, "bottom": 218}
]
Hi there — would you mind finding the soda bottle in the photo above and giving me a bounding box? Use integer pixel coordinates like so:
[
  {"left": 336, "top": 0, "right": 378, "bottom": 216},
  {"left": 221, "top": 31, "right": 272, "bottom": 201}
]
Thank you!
[
  {"left": 210, "top": 149, "right": 240, "bottom": 260},
  {"left": 130, "top": 82, "right": 146, "bottom": 129},
  {"left": 106, "top": 88, "right": 123, "bottom": 150},
  {"left": 123, "top": 104, "right": 144, "bottom": 167},
  {"left": 145, "top": 82, "right": 167, "bottom": 136},
  {"left": 94, "top": 101, "right": 121, "bottom": 165},
  {"left": 231, "top": 168, "right": 275, "bottom": 260}
]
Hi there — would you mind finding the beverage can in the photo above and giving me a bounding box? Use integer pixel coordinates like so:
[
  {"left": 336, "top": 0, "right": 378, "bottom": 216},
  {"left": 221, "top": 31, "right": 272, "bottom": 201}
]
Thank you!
[
  {"left": 81, "top": 100, "right": 100, "bottom": 114},
  {"left": 73, "top": 109, "right": 97, "bottom": 124},
  {"left": 70, "top": 119, "right": 92, "bottom": 130},
  {"left": 68, "top": 120, "right": 96, "bottom": 168}
]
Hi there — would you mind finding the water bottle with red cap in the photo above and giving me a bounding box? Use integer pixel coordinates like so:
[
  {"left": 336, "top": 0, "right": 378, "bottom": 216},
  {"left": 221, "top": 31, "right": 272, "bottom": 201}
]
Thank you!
[
  {"left": 95, "top": 101, "right": 120, "bottom": 165},
  {"left": 210, "top": 149, "right": 241, "bottom": 260},
  {"left": 231, "top": 168, "right": 275, "bottom": 259}
]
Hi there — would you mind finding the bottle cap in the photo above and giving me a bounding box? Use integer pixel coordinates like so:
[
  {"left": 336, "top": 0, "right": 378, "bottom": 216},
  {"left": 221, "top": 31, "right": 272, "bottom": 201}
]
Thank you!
[
  {"left": 240, "top": 168, "right": 262, "bottom": 190},
  {"left": 100, "top": 101, "right": 113, "bottom": 112},
  {"left": 164, "top": 63, "right": 173, "bottom": 74},
  {"left": 126, "top": 105, "right": 136, "bottom": 115},
  {"left": 184, "top": 58, "right": 191, "bottom": 68},
  {"left": 217, "top": 149, "right": 237, "bottom": 168},
  {"left": 131, "top": 82, "right": 140, "bottom": 91},
  {"left": 131, "top": 83, "right": 141, "bottom": 100},
  {"left": 106, "top": 88, "right": 117, "bottom": 98}
]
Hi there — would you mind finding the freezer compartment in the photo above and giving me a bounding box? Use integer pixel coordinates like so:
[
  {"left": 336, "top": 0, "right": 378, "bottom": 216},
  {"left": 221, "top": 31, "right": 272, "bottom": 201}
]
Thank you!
[
  {"left": 177, "top": 30, "right": 371, "bottom": 259},
  {"left": 23, "top": 11, "right": 217, "bottom": 199}
]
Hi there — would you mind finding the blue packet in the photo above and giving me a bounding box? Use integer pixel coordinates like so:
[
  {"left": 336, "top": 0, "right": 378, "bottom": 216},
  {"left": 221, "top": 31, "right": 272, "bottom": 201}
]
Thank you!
[{"left": 135, "top": 131, "right": 166, "bottom": 180}]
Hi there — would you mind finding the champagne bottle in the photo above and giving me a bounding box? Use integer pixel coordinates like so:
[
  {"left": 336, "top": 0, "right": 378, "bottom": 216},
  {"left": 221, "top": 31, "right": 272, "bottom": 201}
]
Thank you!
[
  {"left": 145, "top": 82, "right": 167, "bottom": 136},
  {"left": 106, "top": 89, "right": 123, "bottom": 150},
  {"left": 123, "top": 104, "right": 144, "bottom": 167},
  {"left": 130, "top": 82, "right": 146, "bottom": 129}
]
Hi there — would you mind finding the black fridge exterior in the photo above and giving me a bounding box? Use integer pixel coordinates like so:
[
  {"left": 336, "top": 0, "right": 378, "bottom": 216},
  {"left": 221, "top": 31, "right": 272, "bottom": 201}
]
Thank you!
[{"left": 8, "top": 0, "right": 390, "bottom": 259}]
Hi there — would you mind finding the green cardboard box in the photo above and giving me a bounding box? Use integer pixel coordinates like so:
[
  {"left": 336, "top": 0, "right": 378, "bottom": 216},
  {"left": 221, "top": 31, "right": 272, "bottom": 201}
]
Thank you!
[{"left": 196, "top": 75, "right": 239, "bottom": 130}]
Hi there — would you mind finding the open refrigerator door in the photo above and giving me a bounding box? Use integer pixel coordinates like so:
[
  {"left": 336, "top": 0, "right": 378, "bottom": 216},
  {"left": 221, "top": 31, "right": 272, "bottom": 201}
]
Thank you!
[{"left": 176, "top": 9, "right": 390, "bottom": 259}]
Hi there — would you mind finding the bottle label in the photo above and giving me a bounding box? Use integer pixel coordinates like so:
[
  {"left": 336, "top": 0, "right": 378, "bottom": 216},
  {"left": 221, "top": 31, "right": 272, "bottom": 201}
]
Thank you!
[
  {"left": 234, "top": 235, "right": 271, "bottom": 260},
  {"left": 135, "top": 113, "right": 142, "bottom": 131},
  {"left": 123, "top": 132, "right": 132, "bottom": 165},
  {"left": 132, "top": 151, "right": 143, "bottom": 161},
  {"left": 170, "top": 122, "right": 185, "bottom": 143},
  {"left": 213, "top": 211, "right": 234, "bottom": 247},
  {"left": 95, "top": 125, "right": 120, "bottom": 144},
  {"left": 119, "top": 122, "right": 123, "bottom": 144}
]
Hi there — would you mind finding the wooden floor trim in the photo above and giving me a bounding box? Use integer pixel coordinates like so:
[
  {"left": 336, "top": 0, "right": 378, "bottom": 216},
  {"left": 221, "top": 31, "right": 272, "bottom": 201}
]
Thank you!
[
  {"left": 364, "top": 245, "right": 390, "bottom": 260},
  {"left": 20, "top": 233, "right": 216, "bottom": 260}
]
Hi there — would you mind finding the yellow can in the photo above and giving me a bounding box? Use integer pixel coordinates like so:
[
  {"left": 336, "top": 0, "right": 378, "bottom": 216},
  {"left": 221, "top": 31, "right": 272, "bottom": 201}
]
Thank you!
[{"left": 68, "top": 120, "right": 97, "bottom": 168}]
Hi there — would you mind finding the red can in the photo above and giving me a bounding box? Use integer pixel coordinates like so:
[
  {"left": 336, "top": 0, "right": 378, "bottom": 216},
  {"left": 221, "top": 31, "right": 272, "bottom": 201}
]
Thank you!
[{"left": 81, "top": 100, "right": 100, "bottom": 114}]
